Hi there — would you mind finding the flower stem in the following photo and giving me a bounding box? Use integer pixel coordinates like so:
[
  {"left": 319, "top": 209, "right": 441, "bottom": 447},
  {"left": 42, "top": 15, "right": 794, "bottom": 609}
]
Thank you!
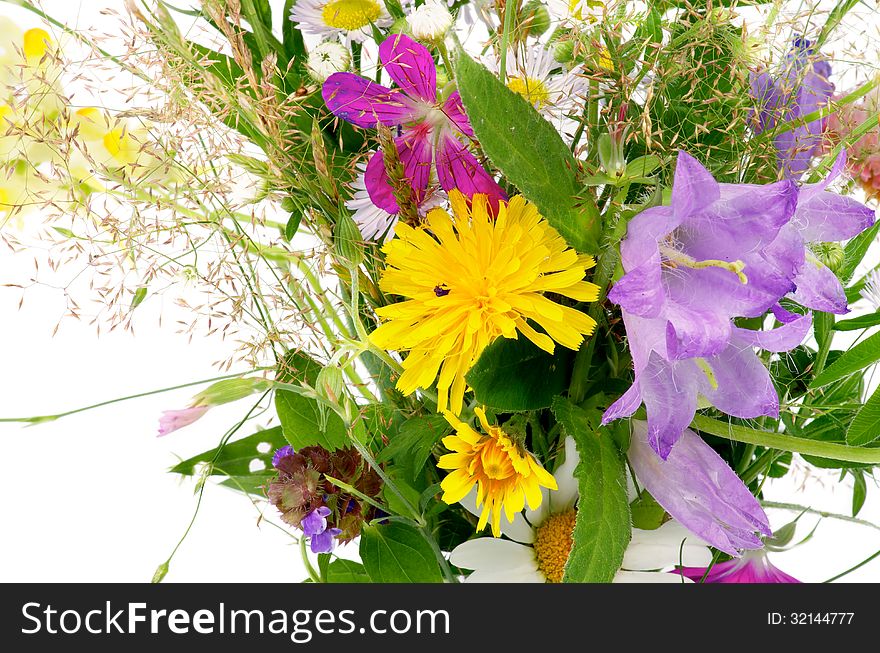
[
  {"left": 498, "top": 0, "right": 518, "bottom": 84},
  {"left": 691, "top": 415, "right": 880, "bottom": 465}
]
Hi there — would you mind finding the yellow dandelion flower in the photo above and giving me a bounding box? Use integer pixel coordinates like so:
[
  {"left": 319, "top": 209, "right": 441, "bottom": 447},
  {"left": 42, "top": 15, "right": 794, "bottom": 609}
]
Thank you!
[
  {"left": 438, "top": 408, "right": 558, "bottom": 537},
  {"left": 369, "top": 191, "right": 599, "bottom": 415}
]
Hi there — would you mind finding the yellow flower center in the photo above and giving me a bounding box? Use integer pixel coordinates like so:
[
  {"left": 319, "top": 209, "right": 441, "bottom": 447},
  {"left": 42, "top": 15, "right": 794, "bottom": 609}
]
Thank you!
[
  {"left": 23, "top": 28, "right": 52, "bottom": 59},
  {"left": 533, "top": 509, "right": 576, "bottom": 583},
  {"left": 321, "top": 0, "right": 381, "bottom": 31},
  {"left": 506, "top": 76, "right": 551, "bottom": 110}
]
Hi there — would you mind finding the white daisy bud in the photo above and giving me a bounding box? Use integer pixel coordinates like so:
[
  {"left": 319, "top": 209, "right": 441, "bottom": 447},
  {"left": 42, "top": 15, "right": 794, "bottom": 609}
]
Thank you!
[
  {"left": 306, "top": 41, "right": 351, "bottom": 82},
  {"left": 407, "top": 0, "right": 454, "bottom": 43}
]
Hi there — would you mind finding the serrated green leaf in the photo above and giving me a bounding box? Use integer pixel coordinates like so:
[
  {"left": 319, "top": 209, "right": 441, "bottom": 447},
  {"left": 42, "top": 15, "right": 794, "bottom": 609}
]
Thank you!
[
  {"left": 810, "top": 331, "right": 880, "bottom": 389},
  {"left": 846, "top": 384, "right": 880, "bottom": 446},
  {"left": 552, "top": 398, "right": 630, "bottom": 583},
  {"left": 359, "top": 523, "right": 443, "bottom": 583},
  {"left": 466, "top": 335, "right": 572, "bottom": 411},
  {"left": 455, "top": 52, "right": 600, "bottom": 253},
  {"left": 325, "top": 558, "right": 371, "bottom": 583}
]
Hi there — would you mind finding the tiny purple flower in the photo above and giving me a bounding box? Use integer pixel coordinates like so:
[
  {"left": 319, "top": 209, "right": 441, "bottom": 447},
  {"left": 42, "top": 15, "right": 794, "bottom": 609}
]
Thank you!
[
  {"left": 271, "top": 445, "right": 295, "bottom": 469},
  {"left": 309, "top": 527, "right": 343, "bottom": 554},
  {"left": 157, "top": 405, "right": 209, "bottom": 437},
  {"left": 300, "top": 506, "right": 341, "bottom": 554},
  {"left": 628, "top": 421, "right": 772, "bottom": 556},
  {"left": 676, "top": 550, "right": 800, "bottom": 583}
]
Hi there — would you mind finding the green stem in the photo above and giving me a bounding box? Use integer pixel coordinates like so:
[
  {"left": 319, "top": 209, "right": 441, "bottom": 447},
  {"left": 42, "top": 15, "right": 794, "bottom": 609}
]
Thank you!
[
  {"left": 300, "top": 537, "right": 322, "bottom": 583},
  {"left": 0, "top": 370, "right": 266, "bottom": 424},
  {"left": 498, "top": 0, "right": 518, "bottom": 83},
  {"left": 691, "top": 415, "right": 880, "bottom": 465},
  {"left": 824, "top": 548, "right": 880, "bottom": 583},
  {"left": 420, "top": 525, "right": 458, "bottom": 583},
  {"left": 760, "top": 501, "right": 880, "bottom": 533}
]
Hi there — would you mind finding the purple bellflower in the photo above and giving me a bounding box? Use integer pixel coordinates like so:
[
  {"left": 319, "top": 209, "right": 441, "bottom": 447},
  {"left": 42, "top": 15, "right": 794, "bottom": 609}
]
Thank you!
[
  {"left": 601, "top": 150, "right": 812, "bottom": 458},
  {"left": 751, "top": 37, "right": 834, "bottom": 180},
  {"left": 628, "top": 421, "right": 772, "bottom": 556},
  {"left": 301, "top": 506, "right": 342, "bottom": 554},
  {"left": 676, "top": 550, "right": 800, "bottom": 583},
  {"left": 322, "top": 34, "right": 505, "bottom": 213}
]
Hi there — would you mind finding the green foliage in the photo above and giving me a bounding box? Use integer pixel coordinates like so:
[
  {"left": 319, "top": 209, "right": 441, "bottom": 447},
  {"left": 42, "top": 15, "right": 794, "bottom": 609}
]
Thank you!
[
  {"left": 455, "top": 52, "right": 601, "bottom": 253},
  {"left": 170, "top": 426, "right": 287, "bottom": 495},
  {"left": 467, "top": 336, "right": 573, "bottom": 412},
  {"left": 810, "top": 331, "right": 880, "bottom": 389},
  {"left": 846, "top": 385, "right": 880, "bottom": 446},
  {"left": 274, "top": 351, "right": 350, "bottom": 450},
  {"left": 376, "top": 414, "right": 449, "bottom": 483},
  {"left": 552, "top": 398, "right": 630, "bottom": 583},
  {"left": 359, "top": 523, "right": 443, "bottom": 583},
  {"left": 324, "top": 558, "right": 371, "bottom": 583}
]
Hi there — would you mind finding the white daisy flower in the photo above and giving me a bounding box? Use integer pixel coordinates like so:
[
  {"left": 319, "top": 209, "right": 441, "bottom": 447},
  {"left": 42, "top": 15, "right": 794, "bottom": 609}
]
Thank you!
[
  {"left": 488, "top": 46, "right": 588, "bottom": 136},
  {"left": 290, "top": 0, "right": 392, "bottom": 44},
  {"left": 306, "top": 41, "right": 351, "bottom": 82},
  {"left": 346, "top": 156, "right": 445, "bottom": 242},
  {"left": 449, "top": 437, "right": 712, "bottom": 583},
  {"left": 407, "top": 0, "right": 454, "bottom": 42},
  {"left": 860, "top": 269, "right": 880, "bottom": 311}
]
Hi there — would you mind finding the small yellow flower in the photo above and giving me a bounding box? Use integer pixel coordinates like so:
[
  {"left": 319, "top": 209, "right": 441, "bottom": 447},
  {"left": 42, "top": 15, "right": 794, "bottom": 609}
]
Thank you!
[
  {"left": 22, "top": 28, "right": 52, "bottom": 60},
  {"left": 370, "top": 191, "right": 599, "bottom": 415},
  {"left": 438, "top": 408, "right": 557, "bottom": 537}
]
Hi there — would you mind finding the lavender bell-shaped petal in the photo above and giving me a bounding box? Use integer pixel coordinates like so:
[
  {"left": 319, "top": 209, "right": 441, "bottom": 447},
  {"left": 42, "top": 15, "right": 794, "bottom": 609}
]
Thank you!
[{"left": 628, "top": 421, "right": 772, "bottom": 556}]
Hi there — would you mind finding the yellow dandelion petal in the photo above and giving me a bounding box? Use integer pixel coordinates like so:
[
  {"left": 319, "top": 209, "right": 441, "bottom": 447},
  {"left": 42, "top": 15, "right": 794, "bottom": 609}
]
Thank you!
[
  {"left": 369, "top": 191, "right": 597, "bottom": 414},
  {"left": 438, "top": 409, "right": 556, "bottom": 537}
]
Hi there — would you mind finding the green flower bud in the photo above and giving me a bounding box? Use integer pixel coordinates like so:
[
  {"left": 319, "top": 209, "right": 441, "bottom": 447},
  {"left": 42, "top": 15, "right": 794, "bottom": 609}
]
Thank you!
[
  {"left": 553, "top": 39, "right": 576, "bottom": 65},
  {"left": 521, "top": 1, "right": 551, "bottom": 37},
  {"left": 810, "top": 242, "right": 846, "bottom": 273}
]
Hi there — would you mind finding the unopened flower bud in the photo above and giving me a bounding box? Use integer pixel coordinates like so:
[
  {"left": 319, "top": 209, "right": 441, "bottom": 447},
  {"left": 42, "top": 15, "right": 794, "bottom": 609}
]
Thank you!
[
  {"left": 407, "top": 0, "right": 453, "bottom": 43},
  {"left": 306, "top": 41, "right": 351, "bottom": 83}
]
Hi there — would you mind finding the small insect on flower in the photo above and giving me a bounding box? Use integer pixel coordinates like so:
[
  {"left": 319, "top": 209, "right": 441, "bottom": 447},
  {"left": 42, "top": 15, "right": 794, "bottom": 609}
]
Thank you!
[
  {"left": 369, "top": 191, "right": 599, "bottom": 415},
  {"left": 438, "top": 408, "right": 557, "bottom": 538}
]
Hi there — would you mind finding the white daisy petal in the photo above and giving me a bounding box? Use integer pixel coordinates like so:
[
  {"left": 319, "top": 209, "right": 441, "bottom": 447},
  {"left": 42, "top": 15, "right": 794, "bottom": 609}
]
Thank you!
[
  {"left": 524, "top": 486, "right": 551, "bottom": 527},
  {"left": 449, "top": 538, "right": 536, "bottom": 571},
  {"left": 622, "top": 523, "right": 713, "bottom": 571},
  {"left": 614, "top": 570, "right": 694, "bottom": 584},
  {"left": 464, "top": 566, "right": 544, "bottom": 583},
  {"left": 290, "top": 0, "right": 392, "bottom": 44},
  {"left": 550, "top": 436, "right": 579, "bottom": 511}
]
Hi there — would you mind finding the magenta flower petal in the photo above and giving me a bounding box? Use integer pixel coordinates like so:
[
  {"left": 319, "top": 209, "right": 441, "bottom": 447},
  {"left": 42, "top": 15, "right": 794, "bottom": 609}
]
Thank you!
[
  {"left": 379, "top": 33, "right": 437, "bottom": 104},
  {"left": 677, "top": 551, "right": 801, "bottom": 583},
  {"left": 441, "top": 92, "right": 474, "bottom": 138},
  {"left": 364, "top": 127, "right": 434, "bottom": 213},
  {"left": 629, "top": 421, "right": 771, "bottom": 556},
  {"left": 322, "top": 72, "right": 417, "bottom": 128},
  {"left": 157, "top": 405, "right": 209, "bottom": 437},
  {"left": 435, "top": 134, "right": 506, "bottom": 207}
]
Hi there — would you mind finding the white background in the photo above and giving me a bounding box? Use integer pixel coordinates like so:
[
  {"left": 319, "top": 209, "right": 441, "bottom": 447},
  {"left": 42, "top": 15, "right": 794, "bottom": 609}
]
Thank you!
[{"left": 1, "top": 0, "right": 879, "bottom": 583}]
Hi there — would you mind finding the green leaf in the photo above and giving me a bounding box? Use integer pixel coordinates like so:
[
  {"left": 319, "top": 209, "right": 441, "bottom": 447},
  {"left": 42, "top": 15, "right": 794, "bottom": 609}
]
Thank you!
[
  {"left": 282, "top": 0, "right": 306, "bottom": 62},
  {"left": 552, "top": 398, "right": 630, "bottom": 583},
  {"left": 839, "top": 222, "right": 880, "bottom": 285},
  {"left": 52, "top": 227, "right": 76, "bottom": 239},
  {"left": 375, "top": 414, "right": 449, "bottom": 482},
  {"left": 325, "top": 558, "right": 371, "bottom": 583},
  {"left": 846, "top": 384, "right": 880, "bottom": 446},
  {"left": 466, "top": 335, "right": 572, "bottom": 411},
  {"left": 852, "top": 471, "right": 867, "bottom": 517},
  {"left": 130, "top": 286, "right": 148, "bottom": 311},
  {"left": 170, "top": 426, "right": 286, "bottom": 477},
  {"left": 274, "top": 351, "right": 349, "bottom": 450},
  {"left": 359, "top": 523, "right": 443, "bottom": 583},
  {"left": 833, "top": 311, "right": 880, "bottom": 331},
  {"left": 284, "top": 211, "right": 303, "bottom": 242},
  {"left": 810, "top": 331, "right": 880, "bottom": 389},
  {"left": 455, "top": 52, "right": 600, "bottom": 253}
]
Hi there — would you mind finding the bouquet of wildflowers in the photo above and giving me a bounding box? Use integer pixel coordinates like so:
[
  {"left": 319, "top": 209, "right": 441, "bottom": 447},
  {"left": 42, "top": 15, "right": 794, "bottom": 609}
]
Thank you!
[{"left": 4, "top": 0, "right": 880, "bottom": 584}]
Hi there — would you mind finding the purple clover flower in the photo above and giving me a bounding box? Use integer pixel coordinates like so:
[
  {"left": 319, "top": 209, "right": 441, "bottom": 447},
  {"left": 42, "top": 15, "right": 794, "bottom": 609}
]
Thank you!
[
  {"left": 322, "top": 34, "right": 505, "bottom": 214},
  {"left": 675, "top": 550, "right": 800, "bottom": 583},
  {"left": 628, "top": 421, "right": 772, "bottom": 556},
  {"left": 301, "top": 506, "right": 342, "bottom": 554},
  {"left": 751, "top": 37, "right": 834, "bottom": 180}
]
